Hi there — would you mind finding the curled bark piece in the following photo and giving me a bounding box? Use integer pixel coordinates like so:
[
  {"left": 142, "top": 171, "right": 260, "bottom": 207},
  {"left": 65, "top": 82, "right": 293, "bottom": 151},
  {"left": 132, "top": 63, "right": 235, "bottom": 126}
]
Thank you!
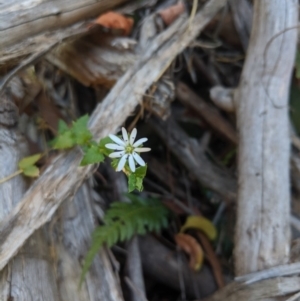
[{"left": 209, "top": 86, "right": 235, "bottom": 113}]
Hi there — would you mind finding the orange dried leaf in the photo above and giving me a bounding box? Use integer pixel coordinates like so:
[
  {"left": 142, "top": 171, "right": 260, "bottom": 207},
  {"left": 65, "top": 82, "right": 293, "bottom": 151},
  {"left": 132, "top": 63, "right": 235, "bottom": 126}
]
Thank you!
[
  {"left": 158, "top": 2, "right": 185, "bottom": 26},
  {"left": 94, "top": 11, "right": 133, "bottom": 36},
  {"left": 175, "top": 233, "right": 204, "bottom": 271}
]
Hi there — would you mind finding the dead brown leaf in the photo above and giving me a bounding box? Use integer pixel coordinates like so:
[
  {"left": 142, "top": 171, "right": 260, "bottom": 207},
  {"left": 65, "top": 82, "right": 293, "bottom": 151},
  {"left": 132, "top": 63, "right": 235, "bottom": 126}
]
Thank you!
[
  {"left": 175, "top": 233, "right": 204, "bottom": 271},
  {"left": 92, "top": 11, "right": 134, "bottom": 36}
]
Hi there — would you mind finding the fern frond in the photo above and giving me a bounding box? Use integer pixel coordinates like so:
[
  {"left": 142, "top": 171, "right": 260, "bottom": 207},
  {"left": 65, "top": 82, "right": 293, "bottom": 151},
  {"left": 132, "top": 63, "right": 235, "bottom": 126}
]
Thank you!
[{"left": 80, "top": 194, "right": 169, "bottom": 286}]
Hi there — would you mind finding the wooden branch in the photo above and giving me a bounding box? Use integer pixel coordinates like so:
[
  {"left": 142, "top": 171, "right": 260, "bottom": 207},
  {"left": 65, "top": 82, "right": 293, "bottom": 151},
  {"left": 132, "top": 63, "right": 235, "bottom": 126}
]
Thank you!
[
  {"left": 0, "top": 0, "right": 226, "bottom": 272},
  {"left": 202, "top": 276, "right": 300, "bottom": 301},
  {"left": 0, "top": 0, "right": 129, "bottom": 49},
  {"left": 148, "top": 116, "right": 237, "bottom": 202},
  {"left": 234, "top": 0, "right": 298, "bottom": 275},
  {"left": 176, "top": 81, "right": 237, "bottom": 143},
  {"left": 0, "top": 97, "right": 60, "bottom": 300},
  {"left": 235, "top": 261, "right": 300, "bottom": 285}
]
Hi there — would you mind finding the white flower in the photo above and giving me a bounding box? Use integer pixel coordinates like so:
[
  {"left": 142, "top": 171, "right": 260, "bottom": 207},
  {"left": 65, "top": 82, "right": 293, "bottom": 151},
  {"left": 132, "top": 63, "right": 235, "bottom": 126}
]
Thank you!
[{"left": 105, "top": 127, "right": 151, "bottom": 172}]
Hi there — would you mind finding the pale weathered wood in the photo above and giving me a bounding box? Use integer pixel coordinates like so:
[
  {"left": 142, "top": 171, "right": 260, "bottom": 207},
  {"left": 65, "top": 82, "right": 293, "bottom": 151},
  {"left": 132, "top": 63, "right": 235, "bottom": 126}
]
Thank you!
[
  {"left": 54, "top": 183, "right": 124, "bottom": 301},
  {"left": 202, "top": 277, "right": 300, "bottom": 301},
  {"left": 0, "top": 0, "right": 227, "bottom": 272},
  {"left": 234, "top": 0, "right": 298, "bottom": 275},
  {"left": 0, "top": 0, "right": 129, "bottom": 49},
  {"left": 235, "top": 261, "right": 300, "bottom": 285},
  {"left": 47, "top": 35, "right": 137, "bottom": 87},
  {"left": 0, "top": 97, "right": 60, "bottom": 301}
]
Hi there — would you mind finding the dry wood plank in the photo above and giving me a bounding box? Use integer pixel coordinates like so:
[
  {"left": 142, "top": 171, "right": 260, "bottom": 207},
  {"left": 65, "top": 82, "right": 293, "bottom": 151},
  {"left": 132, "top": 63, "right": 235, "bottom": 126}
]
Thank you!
[
  {"left": 0, "top": 96, "right": 60, "bottom": 301},
  {"left": 0, "top": 0, "right": 227, "bottom": 272},
  {"left": 202, "top": 276, "right": 300, "bottom": 301},
  {"left": 234, "top": 0, "right": 298, "bottom": 275},
  {"left": 54, "top": 183, "right": 124, "bottom": 301},
  {"left": 0, "top": 0, "right": 129, "bottom": 49}
]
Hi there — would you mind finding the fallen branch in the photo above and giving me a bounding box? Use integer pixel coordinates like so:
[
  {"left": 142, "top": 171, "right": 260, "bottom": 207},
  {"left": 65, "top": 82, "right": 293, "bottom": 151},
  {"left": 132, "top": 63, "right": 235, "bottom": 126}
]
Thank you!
[
  {"left": 148, "top": 116, "right": 237, "bottom": 202},
  {"left": 0, "top": 0, "right": 226, "bottom": 272},
  {"left": 202, "top": 276, "right": 300, "bottom": 301}
]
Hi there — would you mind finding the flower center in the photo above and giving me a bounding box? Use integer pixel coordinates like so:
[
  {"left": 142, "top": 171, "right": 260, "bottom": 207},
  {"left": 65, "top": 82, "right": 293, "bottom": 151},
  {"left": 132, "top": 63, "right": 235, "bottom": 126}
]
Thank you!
[{"left": 125, "top": 145, "right": 134, "bottom": 154}]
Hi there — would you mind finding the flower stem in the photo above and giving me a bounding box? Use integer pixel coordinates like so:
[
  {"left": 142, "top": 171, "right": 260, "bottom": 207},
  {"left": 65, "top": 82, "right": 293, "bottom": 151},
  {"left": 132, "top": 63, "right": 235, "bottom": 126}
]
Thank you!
[{"left": 0, "top": 170, "right": 23, "bottom": 184}]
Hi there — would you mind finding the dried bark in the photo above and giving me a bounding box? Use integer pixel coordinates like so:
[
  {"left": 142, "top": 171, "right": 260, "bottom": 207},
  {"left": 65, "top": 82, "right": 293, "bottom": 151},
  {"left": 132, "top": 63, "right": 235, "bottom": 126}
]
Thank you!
[
  {"left": 54, "top": 183, "right": 124, "bottom": 301},
  {"left": 0, "top": 0, "right": 227, "bottom": 273},
  {"left": 0, "top": 97, "right": 60, "bottom": 301},
  {"left": 202, "top": 276, "right": 300, "bottom": 301},
  {"left": 234, "top": 0, "right": 298, "bottom": 275},
  {"left": 0, "top": 0, "right": 126, "bottom": 48}
]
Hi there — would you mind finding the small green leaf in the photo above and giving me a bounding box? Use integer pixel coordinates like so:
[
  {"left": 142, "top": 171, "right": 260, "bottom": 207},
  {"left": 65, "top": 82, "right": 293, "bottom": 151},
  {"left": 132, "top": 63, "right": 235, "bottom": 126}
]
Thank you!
[
  {"left": 134, "top": 165, "right": 147, "bottom": 177},
  {"left": 128, "top": 174, "right": 136, "bottom": 192},
  {"left": 58, "top": 120, "right": 69, "bottom": 134},
  {"left": 72, "top": 115, "right": 93, "bottom": 145},
  {"left": 18, "top": 154, "right": 41, "bottom": 170},
  {"left": 23, "top": 166, "right": 40, "bottom": 177},
  {"left": 80, "top": 144, "right": 105, "bottom": 166},
  {"left": 111, "top": 158, "right": 119, "bottom": 170},
  {"left": 52, "top": 131, "right": 75, "bottom": 149},
  {"left": 98, "top": 136, "right": 114, "bottom": 156},
  {"left": 135, "top": 177, "right": 143, "bottom": 191}
]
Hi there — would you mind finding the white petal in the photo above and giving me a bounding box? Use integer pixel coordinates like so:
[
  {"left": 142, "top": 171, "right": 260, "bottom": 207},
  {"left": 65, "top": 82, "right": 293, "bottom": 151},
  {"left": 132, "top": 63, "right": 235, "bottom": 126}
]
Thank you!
[
  {"left": 122, "top": 127, "right": 129, "bottom": 143},
  {"left": 135, "top": 147, "right": 151, "bottom": 153},
  {"left": 133, "top": 137, "right": 148, "bottom": 147},
  {"left": 109, "top": 134, "right": 125, "bottom": 146},
  {"left": 109, "top": 151, "right": 125, "bottom": 158},
  {"left": 128, "top": 155, "right": 136, "bottom": 172},
  {"left": 129, "top": 128, "right": 137, "bottom": 145},
  {"left": 133, "top": 152, "right": 145, "bottom": 166},
  {"left": 116, "top": 154, "right": 128, "bottom": 171},
  {"left": 105, "top": 143, "right": 125, "bottom": 150}
]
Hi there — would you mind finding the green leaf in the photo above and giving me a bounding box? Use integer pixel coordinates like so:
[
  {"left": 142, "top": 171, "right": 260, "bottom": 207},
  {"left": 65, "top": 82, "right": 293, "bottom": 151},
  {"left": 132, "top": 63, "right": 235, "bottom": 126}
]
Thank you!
[
  {"left": 98, "top": 136, "right": 114, "bottom": 156},
  {"left": 80, "top": 195, "right": 170, "bottom": 286},
  {"left": 126, "top": 165, "right": 147, "bottom": 192},
  {"left": 135, "top": 177, "right": 143, "bottom": 191},
  {"left": 18, "top": 154, "right": 41, "bottom": 170},
  {"left": 23, "top": 165, "right": 40, "bottom": 177},
  {"left": 72, "top": 115, "right": 93, "bottom": 145},
  {"left": 52, "top": 131, "right": 75, "bottom": 149},
  {"left": 57, "top": 120, "right": 69, "bottom": 134},
  {"left": 80, "top": 144, "right": 105, "bottom": 166},
  {"left": 128, "top": 174, "right": 136, "bottom": 192},
  {"left": 134, "top": 165, "right": 147, "bottom": 177}
]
